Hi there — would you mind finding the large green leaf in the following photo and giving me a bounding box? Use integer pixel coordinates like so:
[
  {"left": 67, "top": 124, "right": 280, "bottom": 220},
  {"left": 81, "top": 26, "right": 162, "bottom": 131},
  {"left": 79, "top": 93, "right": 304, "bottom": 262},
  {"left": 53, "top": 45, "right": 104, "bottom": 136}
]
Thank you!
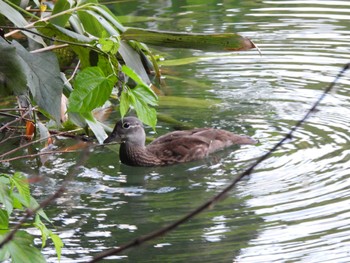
[
  {"left": 0, "top": 231, "right": 46, "bottom": 263},
  {"left": 68, "top": 67, "right": 115, "bottom": 113},
  {"left": 0, "top": 38, "right": 27, "bottom": 96},
  {"left": 7, "top": 41, "right": 63, "bottom": 123},
  {"left": 122, "top": 27, "right": 256, "bottom": 51}
]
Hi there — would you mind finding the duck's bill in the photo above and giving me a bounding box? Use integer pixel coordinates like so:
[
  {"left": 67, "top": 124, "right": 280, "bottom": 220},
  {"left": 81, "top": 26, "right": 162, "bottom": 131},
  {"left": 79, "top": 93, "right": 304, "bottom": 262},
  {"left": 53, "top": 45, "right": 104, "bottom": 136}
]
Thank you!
[{"left": 103, "top": 132, "right": 123, "bottom": 144}]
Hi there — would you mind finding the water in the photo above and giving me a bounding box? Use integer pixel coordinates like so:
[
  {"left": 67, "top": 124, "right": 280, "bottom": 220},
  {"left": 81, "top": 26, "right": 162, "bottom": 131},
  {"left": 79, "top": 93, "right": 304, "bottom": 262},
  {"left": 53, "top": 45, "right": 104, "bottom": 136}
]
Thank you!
[{"left": 2, "top": 1, "right": 350, "bottom": 262}]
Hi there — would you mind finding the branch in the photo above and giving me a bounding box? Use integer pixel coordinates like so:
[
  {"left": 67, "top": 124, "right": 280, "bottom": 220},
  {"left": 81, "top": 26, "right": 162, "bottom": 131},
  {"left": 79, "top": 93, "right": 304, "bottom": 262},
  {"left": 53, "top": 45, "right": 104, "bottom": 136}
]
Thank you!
[
  {"left": 0, "top": 128, "right": 84, "bottom": 160},
  {"left": 89, "top": 62, "right": 350, "bottom": 263}
]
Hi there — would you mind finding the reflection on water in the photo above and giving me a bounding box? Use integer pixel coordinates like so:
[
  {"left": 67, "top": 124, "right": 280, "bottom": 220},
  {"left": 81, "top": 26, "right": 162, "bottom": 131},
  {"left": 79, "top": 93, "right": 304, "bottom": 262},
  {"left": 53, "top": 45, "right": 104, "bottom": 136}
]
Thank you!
[{"left": 2, "top": 0, "right": 350, "bottom": 262}]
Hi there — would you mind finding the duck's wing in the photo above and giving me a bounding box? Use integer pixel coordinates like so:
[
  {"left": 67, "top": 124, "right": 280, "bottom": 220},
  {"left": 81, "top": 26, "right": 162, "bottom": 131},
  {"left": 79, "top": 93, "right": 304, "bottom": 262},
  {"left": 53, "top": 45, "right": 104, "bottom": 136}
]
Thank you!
[
  {"left": 146, "top": 128, "right": 257, "bottom": 164},
  {"left": 146, "top": 135, "right": 212, "bottom": 164},
  {"left": 149, "top": 128, "right": 211, "bottom": 145},
  {"left": 193, "top": 129, "right": 257, "bottom": 153}
]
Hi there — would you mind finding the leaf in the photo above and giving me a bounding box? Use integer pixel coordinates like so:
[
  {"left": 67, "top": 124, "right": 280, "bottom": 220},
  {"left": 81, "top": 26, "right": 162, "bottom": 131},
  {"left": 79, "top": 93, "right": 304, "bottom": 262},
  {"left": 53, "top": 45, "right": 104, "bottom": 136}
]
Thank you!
[
  {"left": 50, "top": 233, "right": 64, "bottom": 261},
  {"left": 0, "top": 209, "right": 9, "bottom": 229},
  {"left": 50, "top": 0, "right": 73, "bottom": 27},
  {"left": 121, "top": 65, "right": 158, "bottom": 106},
  {"left": 122, "top": 27, "right": 256, "bottom": 51},
  {"left": 76, "top": 9, "right": 103, "bottom": 36},
  {"left": 133, "top": 98, "right": 157, "bottom": 129},
  {"left": 68, "top": 67, "right": 115, "bottom": 113},
  {"left": 84, "top": 112, "right": 108, "bottom": 144},
  {"left": 122, "top": 64, "right": 147, "bottom": 86},
  {"left": 90, "top": 5, "right": 125, "bottom": 33},
  {"left": 118, "top": 41, "right": 151, "bottom": 84},
  {"left": 11, "top": 172, "right": 30, "bottom": 207},
  {"left": 0, "top": 183, "right": 13, "bottom": 215},
  {"left": 35, "top": 21, "right": 93, "bottom": 68},
  {"left": 29, "top": 197, "right": 51, "bottom": 223},
  {"left": 119, "top": 88, "right": 131, "bottom": 118},
  {"left": 34, "top": 215, "right": 49, "bottom": 248},
  {"left": 159, "top": 96, "right": 219, "bottom": 108},
  {"left": 0, "top": 231, "right": 46, "bottom": 263},
  {"left": 10, "top": 41, "right": 63, "bottom": 123},
  {"left": 98, "top": 35, "right": 120, "bottom": 55},
  {"left": 132, "top": 85, "right": 158, "bottom": 107},
  {"left": 0, "top": 38, "right": 28, "bottom": 96},
  {"left": 0, "top": 1, "right": 45, "bottom": 46}
]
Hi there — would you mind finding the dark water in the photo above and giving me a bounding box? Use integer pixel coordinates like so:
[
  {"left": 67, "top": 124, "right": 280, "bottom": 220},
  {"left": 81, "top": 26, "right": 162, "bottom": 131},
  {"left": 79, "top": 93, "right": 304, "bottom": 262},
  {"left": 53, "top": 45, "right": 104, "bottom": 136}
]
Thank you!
[{"left": 2, "top": 1, "right": 350, "bottom": 262}]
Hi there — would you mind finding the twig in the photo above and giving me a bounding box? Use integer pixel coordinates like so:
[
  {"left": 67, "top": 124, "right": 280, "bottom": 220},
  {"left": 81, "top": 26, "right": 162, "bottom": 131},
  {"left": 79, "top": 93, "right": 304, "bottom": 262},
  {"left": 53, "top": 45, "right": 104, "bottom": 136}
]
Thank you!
[
  {"left": 0, "top": 145, "right": 91, "bottom": 249},
  {"left": 0, "top": 149, "right": 79, "bottom": 163},
  {"left": 0, "top": 129, "right": 82, "bottom": 160},
  {"left": 0, "top": 111, "right": 33, "bottom": 122},
  {"left": 0, "top": 110, "right": 31, "bottom": 132},
  {"left": 89, "top": 62, "right": 350, "bottom": 263}
]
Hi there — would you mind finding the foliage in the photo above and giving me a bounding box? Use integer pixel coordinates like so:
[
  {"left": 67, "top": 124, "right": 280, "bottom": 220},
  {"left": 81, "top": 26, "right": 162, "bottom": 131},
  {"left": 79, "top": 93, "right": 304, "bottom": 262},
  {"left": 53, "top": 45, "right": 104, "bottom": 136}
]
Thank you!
[
  {"left": 0, "top": 0, "right": 160, "bottom": 142},
  {"left": 0, "top": 172, "right": 63, "bottom": 262}
]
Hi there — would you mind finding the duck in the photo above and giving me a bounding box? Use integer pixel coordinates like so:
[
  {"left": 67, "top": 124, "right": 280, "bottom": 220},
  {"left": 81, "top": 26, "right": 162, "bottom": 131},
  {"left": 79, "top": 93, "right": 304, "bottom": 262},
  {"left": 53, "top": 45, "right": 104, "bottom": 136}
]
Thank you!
[{"left": 104, "top": 116, "right": 257, "bottom": 167}]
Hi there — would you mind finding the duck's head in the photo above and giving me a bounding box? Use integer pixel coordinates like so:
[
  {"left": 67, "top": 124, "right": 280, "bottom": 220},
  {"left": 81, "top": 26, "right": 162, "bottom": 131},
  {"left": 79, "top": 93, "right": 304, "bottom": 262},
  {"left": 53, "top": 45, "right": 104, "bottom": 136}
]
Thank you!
[{"left": 104, "top": 116, "right": 146, "bottom": 146}]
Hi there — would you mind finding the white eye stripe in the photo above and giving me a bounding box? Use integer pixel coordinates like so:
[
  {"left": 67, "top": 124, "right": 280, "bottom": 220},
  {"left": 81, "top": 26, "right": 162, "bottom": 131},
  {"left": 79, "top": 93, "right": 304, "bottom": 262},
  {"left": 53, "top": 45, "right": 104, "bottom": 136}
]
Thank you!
[{"left": 122, "top": 123, "right": 140, "bottom": 129}]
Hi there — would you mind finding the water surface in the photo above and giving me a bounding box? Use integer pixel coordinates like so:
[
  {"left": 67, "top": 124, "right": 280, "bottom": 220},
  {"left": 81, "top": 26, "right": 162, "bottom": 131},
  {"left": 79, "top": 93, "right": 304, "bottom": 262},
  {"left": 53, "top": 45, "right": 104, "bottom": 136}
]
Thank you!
[{"left": 2, "top": 1, "right": 350, "bottom": 262}]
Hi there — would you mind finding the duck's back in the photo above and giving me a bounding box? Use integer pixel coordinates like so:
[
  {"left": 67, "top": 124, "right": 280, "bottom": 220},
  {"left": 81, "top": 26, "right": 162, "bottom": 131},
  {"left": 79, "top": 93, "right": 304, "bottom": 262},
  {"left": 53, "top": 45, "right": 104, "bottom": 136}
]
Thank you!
[{"left": 146, "top": 128, "right": 256, "bottom": 165}]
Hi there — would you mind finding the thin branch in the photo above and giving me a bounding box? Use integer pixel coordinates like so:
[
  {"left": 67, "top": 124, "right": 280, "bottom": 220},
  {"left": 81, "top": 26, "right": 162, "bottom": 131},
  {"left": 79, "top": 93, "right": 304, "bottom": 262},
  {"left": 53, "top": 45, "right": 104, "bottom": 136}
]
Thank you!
[
  {"left": 89, "top": 62, "right": 350, "bottom": 263},
  {"left": 0, "top": 110, "right": 31, "bottom": 132},
  {"left": 0, "top": 149, "right": 79, "bottom": 163},
  {"left": 1, "top": 26, "right": 97, "bottom": 49},
  {"left": 0, "top": 129, "right": 82, "bottom": 160},
  {"left": 3, "top": 3, "right": 92, "bottom": 38}
]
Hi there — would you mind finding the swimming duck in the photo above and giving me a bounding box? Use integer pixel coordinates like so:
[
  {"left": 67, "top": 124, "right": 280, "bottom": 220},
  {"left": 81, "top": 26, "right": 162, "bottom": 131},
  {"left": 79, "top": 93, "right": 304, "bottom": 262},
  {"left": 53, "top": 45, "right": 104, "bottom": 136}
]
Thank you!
[{"left": 104, "top": 116, "right": 257, "bottom": 167}]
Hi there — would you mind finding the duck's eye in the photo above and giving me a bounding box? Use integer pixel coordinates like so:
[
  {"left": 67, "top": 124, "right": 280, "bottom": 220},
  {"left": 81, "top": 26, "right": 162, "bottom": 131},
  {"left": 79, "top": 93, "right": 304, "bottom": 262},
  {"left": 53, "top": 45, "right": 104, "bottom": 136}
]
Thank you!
[{"left": 122, "top": 122, "right": 130, "bottom": 129}]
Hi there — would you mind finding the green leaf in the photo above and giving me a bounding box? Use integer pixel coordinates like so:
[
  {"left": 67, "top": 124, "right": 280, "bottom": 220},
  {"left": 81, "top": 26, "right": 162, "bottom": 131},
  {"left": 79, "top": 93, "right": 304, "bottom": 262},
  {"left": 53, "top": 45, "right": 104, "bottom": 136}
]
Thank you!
[
  {"left": 133, "top": 98, "right": 157, "bottom": 129},
  {"left": 118, "top": 41, "right": 151, "bottom": 84},
  {"left": 0, "top": 209, "right": 9, "bottom": 229},
  {"left": 69, "top": 67, "right": 114, "bottom": 113},
  {"left": 8, "top": 41, "right": 63, "bottom": 123},
  {"left": 119, "top": 88, "right": 131, "bottom": 118},
  {"left": 90, "top": 5, "right": 125, "bottom": 33},
  {"left": 11, "top": 172, "right": 30, "bottom": 207},
  {"left": 121, "top": 64, "right": 147, "bottom": 86},
  {"left": 98, "top": 35, "right": 120, "bottom": 55},
  {"left": 34, "top": 215, "right": 49, "bottom": 248},
  {"left": 159, "top": 96, "right": 219, "bottom": 108},
  {"left": 84, "top": 112, "right": 108, "bottom": 144},
  {"left": 50, "top": 0, "right": 73, "bottom": 27},
  {"left": 122, "top": 27, "right": 256, "bottom": 51},
  {"left": 29, "top": 197, "right": 51, "bottom": 223},
  {"left": 0, "top": 38, "right": 28, "bottom": 96},
  {"left": 132, "top": 85, "right": 158, "bottom": 107},
  {"left": 0, "top": 183, "right": 13, "bottom": 215},
  {"left": 0, "top": 231, "right": 46, "bottom": 263},
  {"left": 50, "top": 233, "right": 64, "bottom": 261},
  {"left": 76, "top": 10, "right": 108, "bottom": 37}
]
